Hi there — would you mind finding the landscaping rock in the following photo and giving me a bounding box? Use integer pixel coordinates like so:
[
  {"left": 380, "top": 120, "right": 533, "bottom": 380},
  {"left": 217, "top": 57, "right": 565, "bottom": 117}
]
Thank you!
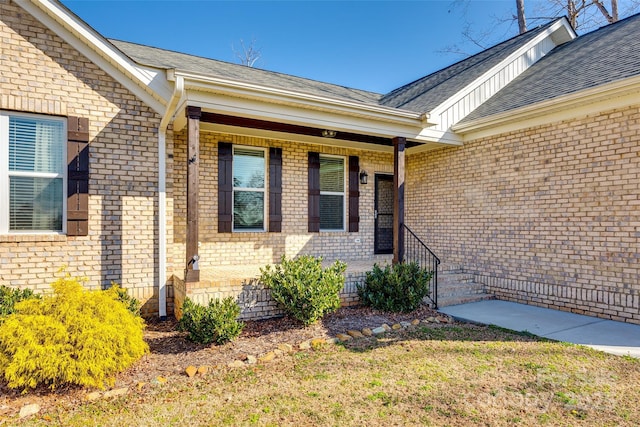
[
  {"left": 246, "top": 355, "right": 257, "bottom": 365},
  {"left": 103, "top": 387, "right": 128, "bottom": 399},
  {"left": 361, "top": 328, "right": 373, "bottom": 336},
  {"left": 347, "top": 329, "right": 364, "bottom": 338},
  {"left": 197, "top": 366, "right": 209, "bottom": 375},
  {"left": 185, "top": 365, "right": 197, "bottom": 378},
  {"left": 400, "top": 321, "right": 412, "bottom": 328},
  {"left": 326, "top": 337, "right": 340, "bottom": 345},
  {"left": 278, "top": 343, "right": 293, "bottom": 353},
  {"left": 382, "top": 323, "right": 392, "bottom": 332},
  {"left": 259, "top": 351, "right": 276, "bottom": 363},
  {"left": 85, "top": 392, "right": 101, "bottom": 401},
  {"left": 426, "top": 317, "right": 436, "bottom": 323},
  {"left": 335, "top": 333, "right": 352, "bottom": 342},
  {"left": 19, "top": 404, "right": 40, "bottom": 419},
  {"left": 392, "top": 323, "right": 403, "bottom": 330},
  {"left": 411, "top": 319, "right": 421, "bottom": 326},
  {"left": 136, "top": 382, "right": 146, "bottom": 391},
  {"left": 155, "top": 376, "right": 167, "bottom": 385},
  {"left": 371, "top": 326, "right": 386, "bottom": 335},
  {"left": 228, "top": 360, "right": 245, "bottom": 368},
  {"left": 238, "top": 353, "right": 249, "bottom": 361},
  {"left": 299, "top": 341, "right": 311, "bottom": 350}
]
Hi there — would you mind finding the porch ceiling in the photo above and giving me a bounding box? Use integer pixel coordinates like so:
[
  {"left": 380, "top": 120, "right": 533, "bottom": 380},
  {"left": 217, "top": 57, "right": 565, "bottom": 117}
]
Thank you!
[{"left": 197, "top": 112, "right": 422, "bottom": 149}]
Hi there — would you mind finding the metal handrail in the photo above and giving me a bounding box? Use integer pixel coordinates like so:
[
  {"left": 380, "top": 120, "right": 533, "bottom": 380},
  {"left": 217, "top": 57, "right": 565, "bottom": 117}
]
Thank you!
[{"left": 401, "top": 224, "right": 441, "bottom": 309}]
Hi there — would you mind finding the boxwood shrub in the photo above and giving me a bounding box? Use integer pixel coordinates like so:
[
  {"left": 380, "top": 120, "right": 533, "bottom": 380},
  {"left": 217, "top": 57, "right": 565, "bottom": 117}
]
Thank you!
[{"left": 357, "top": 262, "right": 433, "bottom": 313}]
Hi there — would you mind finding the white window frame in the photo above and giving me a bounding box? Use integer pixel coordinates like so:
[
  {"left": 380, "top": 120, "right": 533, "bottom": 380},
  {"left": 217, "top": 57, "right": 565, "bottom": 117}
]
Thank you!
[
  {"left": 0, "top": 111, "right": 67, "bottom": 234},
  {"left": 319, "top": 154, "right": 346, "bottom": 232},
  {"left": 232, "top": 145, "right": 267, "bottom": 232}
]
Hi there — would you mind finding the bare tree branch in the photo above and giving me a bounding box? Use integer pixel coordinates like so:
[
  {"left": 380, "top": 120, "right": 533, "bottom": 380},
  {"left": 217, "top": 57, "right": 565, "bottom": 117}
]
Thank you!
[{"left": 232, "top": 38, "right": 262, "bottom": 68}]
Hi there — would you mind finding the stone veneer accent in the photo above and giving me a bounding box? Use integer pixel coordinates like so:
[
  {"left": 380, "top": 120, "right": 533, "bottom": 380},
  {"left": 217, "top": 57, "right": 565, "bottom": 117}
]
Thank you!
[
  {"left": 0, "top": 2, "right": 172, "bottom": 316},
  {"left": 407, "top": 105, "right": 640, "bottom": 324}
]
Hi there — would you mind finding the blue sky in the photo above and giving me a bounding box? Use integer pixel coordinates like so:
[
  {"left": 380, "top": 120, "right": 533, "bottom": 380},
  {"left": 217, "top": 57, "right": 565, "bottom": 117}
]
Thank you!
[{"left": 58, "top": 1, "right": 560, "bottom": 93}]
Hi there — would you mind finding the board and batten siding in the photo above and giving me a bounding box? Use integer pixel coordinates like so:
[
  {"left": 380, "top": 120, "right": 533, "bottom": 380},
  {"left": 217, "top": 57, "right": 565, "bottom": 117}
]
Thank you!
[{"left": 434, "top": 37, "right": 557, "bottom": 132}]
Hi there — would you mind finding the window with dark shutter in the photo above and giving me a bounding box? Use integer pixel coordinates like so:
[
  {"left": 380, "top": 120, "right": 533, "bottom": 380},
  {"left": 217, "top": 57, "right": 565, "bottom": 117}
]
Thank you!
[
  {"left": 348, "top": 156, "right": 359, "bottom": 232},
  {"left": 67, "top": 116, "right": 89, "bottom": 236},
  {"left": 269, "top": 147, "right": 282, "bottom": 232},
  {"left": 308, "top": 152, "right": 320, "bottom": 232},
  {"left": 218, "top": 142, "right": 233, "bottom": 233}
]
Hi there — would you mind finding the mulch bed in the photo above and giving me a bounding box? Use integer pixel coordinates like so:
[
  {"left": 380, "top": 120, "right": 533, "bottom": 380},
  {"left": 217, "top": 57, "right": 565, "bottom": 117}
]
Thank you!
[{"left": 0, "top": 304, "right": 444, "bottom": 420}]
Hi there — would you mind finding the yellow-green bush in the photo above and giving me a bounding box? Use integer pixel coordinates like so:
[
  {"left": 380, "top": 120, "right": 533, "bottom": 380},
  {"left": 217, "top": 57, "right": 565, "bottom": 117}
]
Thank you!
[{"left": 0, "top": 274, "right": 148, "bottom": 390}]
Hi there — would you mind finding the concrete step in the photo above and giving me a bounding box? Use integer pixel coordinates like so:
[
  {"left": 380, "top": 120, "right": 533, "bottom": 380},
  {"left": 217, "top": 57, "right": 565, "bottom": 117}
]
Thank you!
[
  {"left": 435, "top": 267, "right": 494, "bottom": 307},
  {"left": 438, "top": 263, "right": 464, "bottom": 273},
  {"left": 438, "top": 272, "right": 476, "bottom": 285},
  {"left": 438, "top": 293, "right": 495, "bottom": 307}
]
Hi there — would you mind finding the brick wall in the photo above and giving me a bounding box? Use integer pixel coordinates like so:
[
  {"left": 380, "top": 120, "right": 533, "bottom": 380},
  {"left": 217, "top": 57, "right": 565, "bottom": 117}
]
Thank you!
[
  {"left": 0, "top": 1, "right": 169, "bottom": 316},
  {"left": 170, "top": 130, "right": 394, "bottom": 271},
  {"left": 173, "top": 271, "right": 363, "bottom": 321},
  {"left": 407, "top": 105, "right": 640, "bottom": 323}
]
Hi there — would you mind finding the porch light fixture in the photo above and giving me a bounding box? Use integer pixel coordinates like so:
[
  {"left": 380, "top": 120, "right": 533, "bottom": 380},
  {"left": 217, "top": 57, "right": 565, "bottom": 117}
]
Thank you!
[
  {"left": 321, "top": 129, "right": 337, "bottom": 138},
  {"left": 359, "top": 170, "right": 368, "bottom": 185}
]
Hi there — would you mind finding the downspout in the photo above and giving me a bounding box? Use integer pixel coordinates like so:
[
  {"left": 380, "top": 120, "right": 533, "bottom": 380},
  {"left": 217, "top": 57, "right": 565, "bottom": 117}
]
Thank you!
[{"left": 158, "top": 75, "right": 184, "bottom": 319}]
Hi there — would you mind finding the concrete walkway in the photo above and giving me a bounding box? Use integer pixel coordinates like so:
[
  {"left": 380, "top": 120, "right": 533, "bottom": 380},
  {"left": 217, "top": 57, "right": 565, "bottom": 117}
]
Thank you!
[{"left": 439, "top": 300, "right": 640, "bottom": 358}]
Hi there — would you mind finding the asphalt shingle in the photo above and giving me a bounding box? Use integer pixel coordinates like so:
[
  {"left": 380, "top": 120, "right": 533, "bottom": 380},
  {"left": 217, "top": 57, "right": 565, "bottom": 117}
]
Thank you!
[
  {"left": 378, "top": 20, "right": 563, "bottom": 113},
  {"left": 110, "top": 39, "right": 384, "bottom": 106},
  {"left": 461, "top": 13, "right": 640, "bottom": 123}
]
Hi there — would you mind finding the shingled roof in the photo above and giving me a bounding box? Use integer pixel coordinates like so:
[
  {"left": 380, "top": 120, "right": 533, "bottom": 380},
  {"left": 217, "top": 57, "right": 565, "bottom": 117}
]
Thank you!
[
  {"left": 110, "top": 39, "right": 384, "bottom": 107},
  {"left": 460, "top": 12, "right": 640, "bottom": 124},
  {"left": 378, "top": 19, "right": 564, "bottom": 113}
]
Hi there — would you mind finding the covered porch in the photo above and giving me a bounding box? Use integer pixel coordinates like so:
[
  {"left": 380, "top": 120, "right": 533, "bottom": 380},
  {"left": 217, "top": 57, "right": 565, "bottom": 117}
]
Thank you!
[
  {"left": 165, "top": 69, "right": 452, "bottom": 318},
  {"left": 173, "top": 255, "right": 393, "bottom": 320}
]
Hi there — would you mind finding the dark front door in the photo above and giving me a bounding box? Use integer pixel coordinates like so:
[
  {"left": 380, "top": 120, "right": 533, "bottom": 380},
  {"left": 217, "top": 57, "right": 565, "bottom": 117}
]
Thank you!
[{"left": 374, "top": 174, "right": 394, "bottom": 254}]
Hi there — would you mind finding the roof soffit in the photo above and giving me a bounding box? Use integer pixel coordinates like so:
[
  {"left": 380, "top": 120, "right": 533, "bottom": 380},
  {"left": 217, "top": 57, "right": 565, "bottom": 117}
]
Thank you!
[{"left": 170, "top": 69, "right": 429, "bottom": 126}]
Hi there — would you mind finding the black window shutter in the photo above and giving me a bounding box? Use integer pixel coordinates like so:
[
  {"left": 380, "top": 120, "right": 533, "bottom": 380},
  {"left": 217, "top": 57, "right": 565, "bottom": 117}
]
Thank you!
[
  {"left": 308, "top": 152, "right": 320, "bottom": 232},
  {"left": 269, "top": 147, "right": 282, "bottom": 232},
  {"left": 218, "top": 142, "right": 233, "bottom": 233},
  {"left": 348, "top": 156, "right": 360, "bottom": 232},
  {"left": 67, "top": 116, "right": 89, "bottom": 236}
]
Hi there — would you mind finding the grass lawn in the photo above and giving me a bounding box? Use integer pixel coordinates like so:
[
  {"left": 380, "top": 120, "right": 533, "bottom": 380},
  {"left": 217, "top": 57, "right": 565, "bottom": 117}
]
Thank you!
[{"left": 16, "top": 324, "right": 640, "bottom": 426}]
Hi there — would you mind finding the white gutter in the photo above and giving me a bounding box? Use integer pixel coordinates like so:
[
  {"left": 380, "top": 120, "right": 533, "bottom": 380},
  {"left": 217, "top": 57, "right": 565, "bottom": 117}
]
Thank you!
[
  {"left": 157, "top": 76, "right": 184, "bottom": 319},
  {"left": 168, "top": 69, "right": 430, "bottom": 125}
]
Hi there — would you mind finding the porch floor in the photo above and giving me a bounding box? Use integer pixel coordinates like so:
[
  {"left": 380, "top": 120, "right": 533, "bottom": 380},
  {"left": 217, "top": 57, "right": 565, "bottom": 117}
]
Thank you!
[{"left": 194, "top": 255, "right": 393, "bottom": 284}]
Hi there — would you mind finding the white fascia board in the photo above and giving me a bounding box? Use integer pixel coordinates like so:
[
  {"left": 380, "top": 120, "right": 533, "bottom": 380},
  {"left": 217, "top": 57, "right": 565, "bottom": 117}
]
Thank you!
[
  {"left": 453, "top": 75, "right": 640, "bottom": 140},
  {"left": 172, "top": 92, "right": 428, "bottom": 142},
  {"left": 429, "top": 19, "right": 576, "bottom": 118},
  {"left": 170, "top": 70, "right": 431, "bottom": 126},
  {"left": 412, "top": 128, "right": 463, "bottom": 148},
  {"left": 18, "top": 0, "right": 171, "bottom": 114}
]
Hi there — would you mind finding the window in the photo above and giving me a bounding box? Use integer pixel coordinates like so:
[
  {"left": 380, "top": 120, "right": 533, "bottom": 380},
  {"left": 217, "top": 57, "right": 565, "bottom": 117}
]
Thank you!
[
  {"left": 233, "top": 146, "right": 266, "bottom": 231},
  {"left": 319, "top": 155, "right": 345, "bottom": 231},
  {"left": 0, "top": 113, "right": 65, "bottom": 233}
]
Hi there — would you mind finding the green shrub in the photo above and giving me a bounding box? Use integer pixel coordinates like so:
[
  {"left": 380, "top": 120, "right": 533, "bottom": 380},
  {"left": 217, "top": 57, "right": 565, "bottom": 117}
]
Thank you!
[
  {"left": 260, "top": 255, "right": 347, "bottom": 326},
  {"left": 106, "top": 283, "right": 141, "bottom": 316},
  {"left": 178, "top": 297, "right": 244, "bottom": 345},
  {"left": 357, "top": 262, "right": 433, "bottom": 313},
  {"left": 0, "top": 274, "right": 148, "bottom": 390},
  {"left": 0, "top": 285, "right": 39, "bottom": 318}
]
